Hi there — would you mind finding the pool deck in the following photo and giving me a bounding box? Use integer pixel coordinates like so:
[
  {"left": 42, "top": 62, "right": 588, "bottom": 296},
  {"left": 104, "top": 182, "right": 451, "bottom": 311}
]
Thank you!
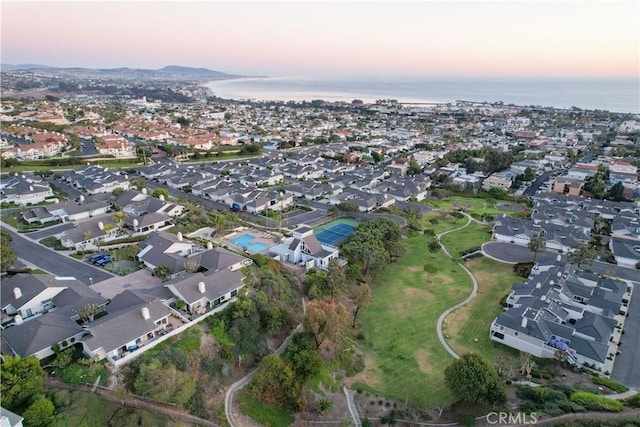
[{"left": 222, "top": 227, "right": 280, "bottom": 254}]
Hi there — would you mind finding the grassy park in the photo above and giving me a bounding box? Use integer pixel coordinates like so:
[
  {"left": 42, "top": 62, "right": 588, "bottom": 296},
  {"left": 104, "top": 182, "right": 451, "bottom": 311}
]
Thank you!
[
  {"left": 443, "top": 256, "right": 520, "bottom": 361},
  {"left": 355, "top": 200, "right": 522, "bottom": 407},
  {"left": 355, "top": 223, "right": 472, "bottom": 406}
]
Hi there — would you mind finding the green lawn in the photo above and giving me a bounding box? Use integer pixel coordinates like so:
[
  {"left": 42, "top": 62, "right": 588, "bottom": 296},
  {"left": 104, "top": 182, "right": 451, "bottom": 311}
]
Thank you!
[
  {"left": 238, "top": 392, "right": 294, "bottom": 427},
  {"left": 442, "top": 257, "right": 521, "bottom": 364},
  {"left": 356, "top": 233, "right": 473, "bottom": 406},
  {"left": 423, "top": 195, "right": 526, "bottom": 218},
  {"left": 440, "top": 221, "right": 493, "bottom": 257}
]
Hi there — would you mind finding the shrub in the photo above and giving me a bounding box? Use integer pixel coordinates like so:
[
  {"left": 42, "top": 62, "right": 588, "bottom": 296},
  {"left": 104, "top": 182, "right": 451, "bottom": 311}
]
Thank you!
[
  {"left": 570, "top": 391, "right": 623, "bottom": 412},
  {"left": 591, "top": 375, "right": 628, "bottom": 393},
  {"left": 625, "top": 393, "right": 640, "bottom": 408}
]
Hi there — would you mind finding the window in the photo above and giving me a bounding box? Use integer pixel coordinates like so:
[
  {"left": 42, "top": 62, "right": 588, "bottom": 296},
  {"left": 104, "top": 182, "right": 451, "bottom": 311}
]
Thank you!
[
  {"left": 514, "top": 332, "right": 519, "bottom": 336},
  {"left": 231, "top": 289, "right": 238, "bottom": 298},
  {"left": 492, "top": 332, "right": 505, "bottom": 340}
]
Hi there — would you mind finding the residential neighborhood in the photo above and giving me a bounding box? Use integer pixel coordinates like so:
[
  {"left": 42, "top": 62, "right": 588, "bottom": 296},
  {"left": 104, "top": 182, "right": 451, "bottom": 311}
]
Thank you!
[{"left": 1, "top": 76, "right": 639, "bottom": 427}]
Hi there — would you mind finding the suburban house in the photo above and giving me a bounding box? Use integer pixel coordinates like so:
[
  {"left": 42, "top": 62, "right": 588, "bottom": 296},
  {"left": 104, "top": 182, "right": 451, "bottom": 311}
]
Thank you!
[
  {"left": 0, "top": 407, "right": 24, "bottom": 427},
  {"left": 482, "top": 171, "right": 514, "bottom": 190},
  {"left": 95, "top": 135, "right": 136, "bottom": 158},
  {"left": 490, "top": 264, "right": 627, "bottom": 370},
  {"left": 22, "top": 199, "right": 111, "bottom": 224},
  {"left": 270, "top": 225, "right": 341, "bottom": 270},
  {"left": 58, "top": 217, "right": 120, "bottom": 251},
  {"left": 1, "top": 274, "right": 107, "bottom": 360},
  {"left": 163, "top": 268, "right": 245, "bottom": 314},
  {"left": 609, "top": 237, "right": 640, "bottom": 268},
  {"left": 492, "top": 214, "right": 590, "bottom": 252},
  {"left": 0, "top": 174, "right": 54, "bottom": 206},
  {"left": 81, "top": 290, "right": 173, "bottom": 362},
  {"left": 137, "top": 231, "right": 204, "bottom": 278},
  {"left": 63, "top": 165, "right": 131, "bottom": 194}
]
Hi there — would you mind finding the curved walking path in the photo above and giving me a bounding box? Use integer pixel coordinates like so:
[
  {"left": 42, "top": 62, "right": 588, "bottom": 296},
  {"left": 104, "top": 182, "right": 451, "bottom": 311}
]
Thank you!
[
  {"left": 434, "top": 212, "right": 480, "bottom": 359},
  {"left": 225, "top": 265, "right": 309, "bottom": 427}
]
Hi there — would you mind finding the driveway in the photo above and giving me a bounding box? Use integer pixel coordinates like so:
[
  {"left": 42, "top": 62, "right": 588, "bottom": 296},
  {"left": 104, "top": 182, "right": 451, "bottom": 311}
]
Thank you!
[
  {"left": 26, "top": 222, "right": 75, "bottom": 240},
  {"left": 611, "top": 282, "right": 640, "bottom": 389}
]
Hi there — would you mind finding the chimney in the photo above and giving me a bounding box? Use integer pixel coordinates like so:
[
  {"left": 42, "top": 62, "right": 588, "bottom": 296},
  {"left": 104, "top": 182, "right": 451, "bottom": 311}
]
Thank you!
[
  {"left": 207, "top": 241, "right": 213, "bottom": 250},
  {"left": 198, "top": 281, "right": 206, "bottom": 294},
  {"left": 521, "top": 317, "right": 528, "bottom": 328},
  {"left": 132, "top": 218, "right": 139, "bottom": 228},
  {"left": 159, "top": 194, "right": 165, "bottom": 201},
  {"left": 13, "top": 287, "right": 22, "bottom": 299},
  {"left": 14, "top": 314, "right": 23, "bottom": 325},
  {"left": 557, "top": 254, "right": 562, "bottom": 262},
  {"left": 142, "top": 187, "right": 148, "bottom": 195},
  {"left": 98, "top": 221, "right": 104, "bottom": 230},
  {"left": 29, "top": 186, "right": 34, "bottom": 191},
  {"left": 177, "top": 232, "right": 183, "bottom": 241},
  {"left": 141, "top": 306, "right": 150, "bottom": 320}
]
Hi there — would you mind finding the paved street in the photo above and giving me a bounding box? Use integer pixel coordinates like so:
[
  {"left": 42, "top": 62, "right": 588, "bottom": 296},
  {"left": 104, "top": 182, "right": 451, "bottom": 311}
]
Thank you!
[
  {"left": 482, "top": 242, "right": 640, "bottom": 281},
  {"left": 523, "top": 170, "right": 553, "bottom": 196},
  {"left": 3, "top": 228, "right": 113, "bottom": 284},
  {"left": 611, "top": 283, "right": 640, "bottom": 389}
]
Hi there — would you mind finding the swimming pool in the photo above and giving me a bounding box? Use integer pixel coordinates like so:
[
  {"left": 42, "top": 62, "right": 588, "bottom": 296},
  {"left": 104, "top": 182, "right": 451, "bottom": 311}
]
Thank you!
[{"left": 230, "top": 233, "right": 268, "bottom": 252}]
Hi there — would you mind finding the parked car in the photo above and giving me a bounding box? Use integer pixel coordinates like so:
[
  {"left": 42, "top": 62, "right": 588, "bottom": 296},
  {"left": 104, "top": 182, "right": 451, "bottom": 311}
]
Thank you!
[
  {"left": 87, "top": 253, "right": 108, "bottom": 263},
  {"left": 95, "top": 255, "right": 112, "bottom": 266}
]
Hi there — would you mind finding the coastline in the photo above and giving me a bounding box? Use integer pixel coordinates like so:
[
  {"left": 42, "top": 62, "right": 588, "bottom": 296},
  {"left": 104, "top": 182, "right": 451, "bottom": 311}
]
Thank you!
[{"left": 203, "top": 76, "right": 640, "bottom": 114}]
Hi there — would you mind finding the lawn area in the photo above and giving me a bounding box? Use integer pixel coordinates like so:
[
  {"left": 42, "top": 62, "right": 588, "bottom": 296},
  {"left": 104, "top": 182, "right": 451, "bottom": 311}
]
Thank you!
[
  {"left": 238, "top": 392, "right": 294, "bottom": 427},
  {"left": 440, "top": 221, "right": 493, "bottom": 258},
  {"left": 355, "top": 233, "right": 473, "bottom": 407},
  {"left": 423, "top": 195, "right": 527, "bottom": 218},
  {"left": 422, "top": 212, "right": 468, "bottom": 235},
  {"left": 442, "top": 256, "right": 520, "bottom": 363}
]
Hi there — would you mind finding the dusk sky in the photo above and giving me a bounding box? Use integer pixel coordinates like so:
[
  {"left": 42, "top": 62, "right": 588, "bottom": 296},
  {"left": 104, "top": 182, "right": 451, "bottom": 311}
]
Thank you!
[{"left": 2, "top": 1, "right": 639, "bottom": 78}]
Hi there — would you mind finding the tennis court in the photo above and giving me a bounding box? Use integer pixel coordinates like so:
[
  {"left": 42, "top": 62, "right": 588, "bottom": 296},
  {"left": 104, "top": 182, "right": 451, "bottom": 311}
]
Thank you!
[{"left": 315, "top": 221, "right": 358, "bottom": 246}]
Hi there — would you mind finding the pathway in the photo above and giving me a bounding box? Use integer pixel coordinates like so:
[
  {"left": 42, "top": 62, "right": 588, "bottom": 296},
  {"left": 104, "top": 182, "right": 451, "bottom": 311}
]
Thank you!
[
  {"left": 344, "top": 386, "right": 362, "bottom": 427},
  {"left": 45, "top": 377, "right": 219, "bottom": 426},
  {"left": 225, "top": 265, "right": 308, "bottom": 427},
  {"left": 434, "top": 212, "right": 480, "bottom": 359}
]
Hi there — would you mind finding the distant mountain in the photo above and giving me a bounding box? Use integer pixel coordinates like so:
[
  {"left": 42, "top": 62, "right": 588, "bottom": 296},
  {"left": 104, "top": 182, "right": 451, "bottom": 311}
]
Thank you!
[
  {"left": 0, "top": 64, "right": 241, "bottom": 80},
  {"left": 160, "top": 65, "right": 234, "bottom": 79},
  {"left": 1, "top": 63, "right": 57, "bottom": 71}
]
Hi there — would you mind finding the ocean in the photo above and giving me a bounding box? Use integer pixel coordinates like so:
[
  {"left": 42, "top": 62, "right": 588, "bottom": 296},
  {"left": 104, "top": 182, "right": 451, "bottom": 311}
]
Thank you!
[{"left": 205, "top": 76, "right": 639, "bottom": 114}]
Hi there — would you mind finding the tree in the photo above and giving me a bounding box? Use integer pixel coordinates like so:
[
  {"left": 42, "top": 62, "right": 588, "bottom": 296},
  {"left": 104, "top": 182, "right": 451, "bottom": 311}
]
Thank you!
[
  {"left": 444, "top": 353, "right": 506, "bottom": 405},
  {"left": 49, "top": 348, "right": 73, "bottom": 369},
  {"left": 282, "top": 333, "right": 322, "bottom": 382},
  {"left": 519, "top": 351, "right": 535, "bottom": 380},
  {"left": 1, "top": 230, "right": 17, "bottom": 272},
  {"left": 23, "top": 397, "right": 55, "bottom": 427},
  {"left": 134, "top": 359, "right": 196, "bottom": 405},
  {"left": 607, "top": 181, "right": 627, "bottom": 202},
  {"left": 528, "top": 233, "right": 547, "bottom": 264},
  {"left": 424, "top": 263, "right": 438, "bottom": 283},
  {"left": 130, "top": 177, "right": 146, "bottom": 191},
  {"left": 337, "top": 201, "right": 359, "bottom": 212},
  {"left": 326, "top": 258, "right": 348, "bottom": 300},
  {"left": 351, "top": 283, "right": 371, "bottom": 328},
  {"left": 183, "top": 259, "right": 200, "bottom": 273},
  {"left": 303, "top": 299, "right": 348, "bottom": 349},
  {"left": 152, "top": 188, "right": 169, "bottom": 200},
  {"left": 567, "top": 242, "right": 597, "bottom": 268},
  {"left": 428, "top": 240, "right": 441, "bottom": 256},
  {"left": 153, "top": 265, "right": 172, "bottom": 281},
  {"left": 112, "top": 211, "right": 127, "bottom": 225},
  {"left": 78, "top": 303, "right": 99, "bottom": 323},
  {"left": 1, "top": 356, "right": 46, "bottom": 411},
  {"left": 248, "top": 355, "right": 298, "bottom": 407}
]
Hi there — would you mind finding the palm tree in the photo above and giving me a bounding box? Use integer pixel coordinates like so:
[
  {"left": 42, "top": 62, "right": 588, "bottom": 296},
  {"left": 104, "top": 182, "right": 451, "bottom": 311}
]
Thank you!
[{"left": 528, "top": 233, "right": 547, "bottom": 264}]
